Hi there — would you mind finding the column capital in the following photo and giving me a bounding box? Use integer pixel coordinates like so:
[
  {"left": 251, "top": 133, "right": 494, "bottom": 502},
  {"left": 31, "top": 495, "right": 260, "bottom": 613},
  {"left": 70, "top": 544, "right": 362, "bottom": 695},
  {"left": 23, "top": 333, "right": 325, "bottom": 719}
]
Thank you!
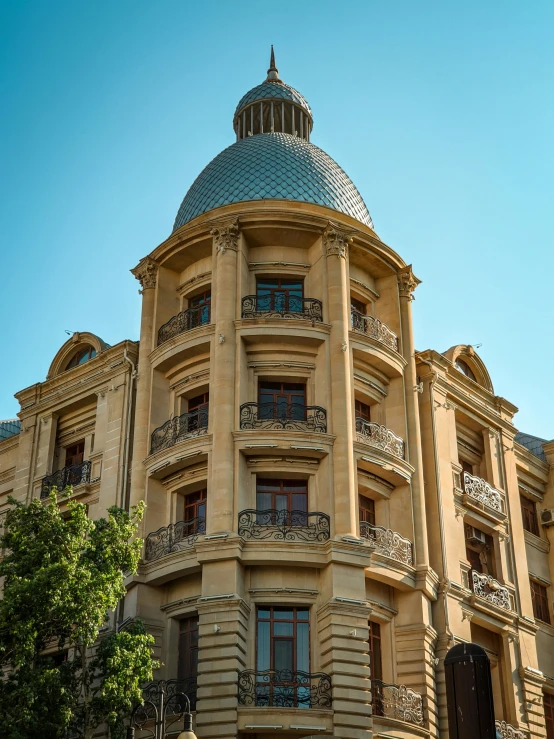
[
  {"left": 210, "top": 219, "right": 240, "bottom": 255},
  {"left": 131, "top": 257, "right": 159, "bottom": 290},
  {"left": 323, "top": 222, "right": 353, "bottom": 259},
  {"left": 397, "top": 264, "right": 421, "bottom": 299}
]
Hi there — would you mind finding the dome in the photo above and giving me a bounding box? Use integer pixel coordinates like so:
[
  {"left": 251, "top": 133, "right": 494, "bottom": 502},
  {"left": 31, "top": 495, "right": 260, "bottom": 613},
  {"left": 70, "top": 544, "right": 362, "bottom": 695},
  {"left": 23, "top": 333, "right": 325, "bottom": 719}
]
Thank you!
[
  {"left": 235, "top": 80, "right": 312, "bottom": 119},
  {"left": 173, "top": 133, "right": 373, "bottom": 231}
]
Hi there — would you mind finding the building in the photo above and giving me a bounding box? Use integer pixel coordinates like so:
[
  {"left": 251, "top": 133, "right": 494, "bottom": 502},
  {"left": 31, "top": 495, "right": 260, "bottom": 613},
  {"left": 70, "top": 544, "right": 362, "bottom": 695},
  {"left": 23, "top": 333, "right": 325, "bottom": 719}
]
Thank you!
[{"left": 2, "top": 50, "right": 554, "bottom": 739}]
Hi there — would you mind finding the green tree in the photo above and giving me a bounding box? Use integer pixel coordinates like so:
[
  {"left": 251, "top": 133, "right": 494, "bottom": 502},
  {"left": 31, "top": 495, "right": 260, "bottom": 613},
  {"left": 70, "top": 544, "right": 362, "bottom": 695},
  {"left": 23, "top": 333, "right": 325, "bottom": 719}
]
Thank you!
[{"left": 0, "top": 492, "right": 158, "bottom": 739}]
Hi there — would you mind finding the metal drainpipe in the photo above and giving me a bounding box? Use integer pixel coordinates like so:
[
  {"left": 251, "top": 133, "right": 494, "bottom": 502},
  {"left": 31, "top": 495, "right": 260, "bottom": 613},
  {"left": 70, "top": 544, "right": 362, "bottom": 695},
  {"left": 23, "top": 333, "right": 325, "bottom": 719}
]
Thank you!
[
  {"left": 122, "top": 346, "right": 137, "bottom": 511},
  {"left": 418, "top": 356, "right": 453, "bottom": 645}
]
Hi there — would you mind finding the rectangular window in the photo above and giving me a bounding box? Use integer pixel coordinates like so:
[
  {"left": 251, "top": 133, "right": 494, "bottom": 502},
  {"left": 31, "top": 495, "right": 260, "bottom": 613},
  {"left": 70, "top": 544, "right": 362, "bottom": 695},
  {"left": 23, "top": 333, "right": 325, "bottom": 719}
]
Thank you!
[
  {"left": 368, "top": 620, "right": 382, "bottom": 681},
  {"left": 544, "top": 692, "right": 554, "bottom": 739},
  {"left": 256, "top": 278, "right": 304, "bottom": 313},
  {"left": 65, "top": 441, "right": 85, "bottom": 467},
  {"left": 184, "top": 392, "right": 209, "bottom": 433},
  {"left": 359, "top": 495, "right": 375, "bottom": 526},
  {"left": 355, "top": 399, "right": 371, "bottom": 422},
  {"left": 351, "top": 297, "right": 366, "bottom": 315},
  {"left": 178, "top": 615, "right": 199, "bottom": 709},
  {"left": 256, "top": 479, "right": 308, "bottom": 513},
  {"left": 530, "top": 579, "right": 551, "bottom": 624},
  {"left": 187, "top": 289, "right": 211, "bottom": 327},
  {"left": 258, "top": 381, "right": 306, "bottom": 421},
  {"left": 521, "top": 495, "right": 540, "bottom": 537},
  {"left": 256, "top": 606, "right": 310, "bottom": 707},
  {"left": 183, "top": 489, "right": 206, "bottom": 534}
]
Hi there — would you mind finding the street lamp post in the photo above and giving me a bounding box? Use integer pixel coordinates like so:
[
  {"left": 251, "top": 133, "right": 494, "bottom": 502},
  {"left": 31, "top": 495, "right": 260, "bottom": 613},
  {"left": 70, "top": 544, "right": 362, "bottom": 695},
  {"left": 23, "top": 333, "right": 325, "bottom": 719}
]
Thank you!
[{"left": 126, "top": 679, "right": 197, "bottom": 739}]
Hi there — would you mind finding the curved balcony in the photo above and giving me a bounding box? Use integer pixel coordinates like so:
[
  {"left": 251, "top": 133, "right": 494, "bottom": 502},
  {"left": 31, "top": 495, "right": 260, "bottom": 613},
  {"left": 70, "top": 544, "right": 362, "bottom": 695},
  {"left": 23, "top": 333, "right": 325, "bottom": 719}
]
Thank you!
[
  {"left": 139, "top": 677, "right": 198, "bottom": 716},
  {"left": 144, "top": 518, "right": 205, "bottom": 562},
  {"left": 356, "top": 418, "right": 405, "bottom": 459},
  {"left": 151, "top": 407, "right": 209, "bottom": 455},
  {"left": 238, "top": 509, "right": 330, "bottom": 543},
  {"left": 495, "top": 721, "right": 526, "bottom": 739},
  {"left": 242, "top": 295, "right": 323, "bottom": 322},
  {"left": 372, "top": 679, "right": 424, "bottom": 726},
  {"left": 359, "top": 522, "right": 413, "bottom": 566},
  {"left": 157, "top": 305, "right": 211, "bottom": 346},
  {"left": 463, "top": 472, "right": 504, "bottom": 513},
  {"left": 41, "top": 460, "right": 92, "bottom": 498},
  {"left": 351, "top": 309, "right": 398, "bottom": 352},
  {"left": 238, "top": 669, "right": 332, "bottom": 709},
  {"left": 240, "top": 402, "right": 327, "bottom": 433},
  {"left": 471, "top": 570, "right": 512, "bottom": 611}
]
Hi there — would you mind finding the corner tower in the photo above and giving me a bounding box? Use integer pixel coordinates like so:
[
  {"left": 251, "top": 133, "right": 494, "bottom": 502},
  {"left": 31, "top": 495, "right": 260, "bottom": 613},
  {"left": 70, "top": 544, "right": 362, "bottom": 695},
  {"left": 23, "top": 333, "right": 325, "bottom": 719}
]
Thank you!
[{"left": 128, "top": 51, "right": 434, "bottom": 739}]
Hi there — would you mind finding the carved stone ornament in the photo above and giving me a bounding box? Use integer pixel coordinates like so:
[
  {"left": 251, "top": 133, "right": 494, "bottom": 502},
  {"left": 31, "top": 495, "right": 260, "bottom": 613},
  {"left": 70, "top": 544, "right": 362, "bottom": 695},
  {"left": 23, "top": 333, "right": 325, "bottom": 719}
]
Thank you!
[
  {"left": 210, "top": 220, "right": 239, "bottom": 254},
  {"left": 323, "top": 223, "right": 353, "bottom": 259},
  {"left": 397, "top": 264, "right": 421, "bottom": 299},
  {"left": 131, "top": 257, "right": 158, "bottom": 290}
]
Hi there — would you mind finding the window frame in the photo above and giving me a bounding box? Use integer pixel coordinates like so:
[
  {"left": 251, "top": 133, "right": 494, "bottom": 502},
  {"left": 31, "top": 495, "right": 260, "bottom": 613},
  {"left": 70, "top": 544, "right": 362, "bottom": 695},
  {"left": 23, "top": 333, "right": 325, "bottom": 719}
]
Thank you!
[
  {"left": 530, "top": 579, "right": 551, "bottom": 625},
  {"left": 520, "top": 495, "right": 540, "bottom": 537}
]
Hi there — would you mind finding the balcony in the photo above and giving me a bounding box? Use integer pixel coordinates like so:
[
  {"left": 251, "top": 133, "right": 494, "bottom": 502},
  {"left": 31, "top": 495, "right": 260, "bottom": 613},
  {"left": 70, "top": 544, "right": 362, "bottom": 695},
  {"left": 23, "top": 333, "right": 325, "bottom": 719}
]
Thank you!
[
  {"left": 351, "top": 309, "right": 399, "bottom": 352},
  {"left": 41, "top": 460, "right": 92, "bottom": 498},
  {"left": 238, "top": 509, "right": 330, "bottom": 543},
  {"left": 238, "top": 669, "right": 332, "bottom": 709},
  {"left": 242, "top": 295, "right": 323, "bottom": 322},
  {"left": 240, "top": 402, "right": 327, "bottom": 433},
  {"left": 139, "top": 677, "right": 198, "bottom": 716},
  {"left": 157, "top": 305, "right": 211, "bottom": 345},
  {"left": 372, "top": 679, "right": 424, "bottom": 726},
  {"left": 356, "top": 418, "right": 405, "bottom": 459},
  {"left": 144, "top": 518, "right": 205, "bottom": 562},
  {"left": 495, "top": 721, "right": 526, "bottom": 739},
  {"left": 359, "top": 522, "right": 413, "bottom": 566},
  {"left": 471, "top": 570, "right": 512, "bottom": 611},
  {"left": 463, "top": 472, "right": 504, "bottom": 513},
  {"left": 151, "top": 407, "right": 209, "bottom": 455}
]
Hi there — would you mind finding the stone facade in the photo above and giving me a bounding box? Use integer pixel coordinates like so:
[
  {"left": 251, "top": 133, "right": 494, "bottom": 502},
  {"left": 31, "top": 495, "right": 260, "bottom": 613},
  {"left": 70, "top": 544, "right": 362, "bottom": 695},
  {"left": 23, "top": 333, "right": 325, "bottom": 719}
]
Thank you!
[{"left": 1, "top": 58, "right": 554, "bottom": 739}]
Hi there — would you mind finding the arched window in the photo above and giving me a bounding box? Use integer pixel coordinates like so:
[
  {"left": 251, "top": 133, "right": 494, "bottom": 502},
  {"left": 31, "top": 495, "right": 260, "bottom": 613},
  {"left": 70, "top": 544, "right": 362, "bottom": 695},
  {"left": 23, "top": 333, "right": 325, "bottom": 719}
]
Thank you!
[
  {"left": 455, "top": 358, "right": 477, "bottom": 382},
  {"left": 65, "top": 346, "right": 97, "bottom": 370}
]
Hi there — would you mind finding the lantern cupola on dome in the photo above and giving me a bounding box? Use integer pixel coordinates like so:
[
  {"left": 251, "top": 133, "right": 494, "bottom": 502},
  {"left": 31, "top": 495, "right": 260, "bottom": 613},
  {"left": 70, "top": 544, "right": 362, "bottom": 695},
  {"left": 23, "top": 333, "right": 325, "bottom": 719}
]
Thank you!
[{"left": 233, "top": 47, "right": 313, "bottom": 141}]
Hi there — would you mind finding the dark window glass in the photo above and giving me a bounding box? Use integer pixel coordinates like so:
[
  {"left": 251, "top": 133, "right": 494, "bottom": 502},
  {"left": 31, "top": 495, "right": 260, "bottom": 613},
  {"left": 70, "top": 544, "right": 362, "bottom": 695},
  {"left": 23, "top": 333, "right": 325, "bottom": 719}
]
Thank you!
[
  {"left": 544, "top": 692, "right": 554, "bottom": 739},
  {"left": 521, "top": 495, "right": 540, "bottom": 537},
  {"left": 461, "top": 460, "right": 473, "bottom": 476},
  {"left": 368, "top": 621, "right": 382, "bottom": 681},
  {"left": 256, "top": 606, "right": 310, "bottom": 678},
  {"left": 351, "top": 297, "right": 366, "bottom": 314},
  {"left": 65, "top": 441, "right": 85, "bottom": 467},
  {"left": 188, "top": 290, "right": 211, "bottom": 327},
  {"left": 258, "top": 381, "right": 306, "bottom": 421},
  {"left": 65, "top": 346, "right": 97, "bottom": 370},
  {"left": 455, "top": 359, "right": 477, "bottom": 382},
  {"left": 178, "top": 615, "right": 199, "bottom": 681},
  {"left": 359, "top": 495, "right": 375, "bottom": 526},
  {"left": 184, "top": 392, "right": 209, "bottom": 432},
  {"left": 183, "top": 489, "right": 206, "bottom": 528},
  {"left": 355, "top": 399, "right": 371, "bottom": 422},
  {"left": 256, "top": 278, "right": 304, "bottom": 313},
  {"left": 530, "top": 580, "right": 551, "bottom": 624},
  {"left": 188, "top": 392, "right": 209, "bottom": 412},
  {"left": 256, "top": 479, "right": 308, "bottom": 513}
]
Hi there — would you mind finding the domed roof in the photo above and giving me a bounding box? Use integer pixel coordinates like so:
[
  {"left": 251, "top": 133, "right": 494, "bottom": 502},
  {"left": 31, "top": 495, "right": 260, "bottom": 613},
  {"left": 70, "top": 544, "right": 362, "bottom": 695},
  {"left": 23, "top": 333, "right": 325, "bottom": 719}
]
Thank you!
[
  {"left": 235, "top": 80, "right": 312, "bottom": 119},
  {"left": 173, "top": 133, "right": 373, "bottom": 231}
]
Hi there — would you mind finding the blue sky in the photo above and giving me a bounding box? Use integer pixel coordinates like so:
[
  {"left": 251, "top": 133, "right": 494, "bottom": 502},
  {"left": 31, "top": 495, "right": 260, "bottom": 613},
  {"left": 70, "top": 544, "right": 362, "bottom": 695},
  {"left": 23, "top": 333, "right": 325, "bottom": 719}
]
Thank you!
[{"left": 1, "top": 0, "right": 553, "bottom": 437}]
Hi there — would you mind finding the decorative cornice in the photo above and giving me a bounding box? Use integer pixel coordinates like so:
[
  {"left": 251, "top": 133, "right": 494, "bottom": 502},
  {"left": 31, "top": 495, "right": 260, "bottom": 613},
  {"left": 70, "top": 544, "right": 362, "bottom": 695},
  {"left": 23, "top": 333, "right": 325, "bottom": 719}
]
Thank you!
[
  {"left": 397, "top": 264, "right": 421, "bottom": 299},
  {"left": 131, "top": 257, "right": 158, "bottom": 290},
  {"left": 210, "top": 219, "right": 239, "bottom": 254},
  {"left": 323, "top": 222, "right": 354, "bottom": 259}
]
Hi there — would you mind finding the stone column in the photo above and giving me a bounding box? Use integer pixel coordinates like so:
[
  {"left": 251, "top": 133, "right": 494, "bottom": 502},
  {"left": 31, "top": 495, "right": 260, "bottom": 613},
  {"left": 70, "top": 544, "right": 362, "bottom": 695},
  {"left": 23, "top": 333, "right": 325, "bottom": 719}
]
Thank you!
[
  {"left": 208, "top": 220, "right": 239, "bottom": 533},
  {"left": 398, "top": 265, "right": 429, "bottom": 567},
  {"left": 324, "top": 224, "right": 357, "bottom": 537},
  {"left": 129, "top": 257, "right": 158, "bottom": 533}
]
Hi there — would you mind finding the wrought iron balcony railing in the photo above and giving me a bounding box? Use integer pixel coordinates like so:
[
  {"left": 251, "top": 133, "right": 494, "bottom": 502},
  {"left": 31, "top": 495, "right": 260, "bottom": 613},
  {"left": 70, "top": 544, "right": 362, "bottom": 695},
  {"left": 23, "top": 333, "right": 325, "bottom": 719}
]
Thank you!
[
  {"left": 355, "top": 418, "right": 405, "bottom": 459},
  {"left": 151, "top": 406, "right": 209, "bottom": 454},
  {"left": 144, "top": 518, "right": 205, "bottom": 562},
  {"left": 157, "top": 305, "right": 211, "bottom": 345},
  {"left": 242, "top": 295, "right": 323, "bottom": 322},
  {"left": 495, "top": 721, "right": 526, "bottom": 739},
  {"left": 372, "top": 679, "right": 424, "bottom": 726},
  {"left": 41, "top": 460, "right": 92, "bottom": 498},
  {"left": 240, "top": 402, "right": 327, "bottom": 433},
  {"left": 140, "top": 677, "right": 198, "bottom": 716},
  {"left": 471, "top": 570, "right": 511, "bottom": 611},
  {"left": 238, "top": 669, "right": 332, "bottom": 709},
  {"left": 351, "top": 309, "right": 399, "bottom": 352},
  {"left": 238, "top": 509, "right": 330, "bottom": 543},
  {"left": 359, "top": 522, "right": 413, "bottom": 566},
  {"left": 463, "top": 472, "right": 504, "bottom": 513}
]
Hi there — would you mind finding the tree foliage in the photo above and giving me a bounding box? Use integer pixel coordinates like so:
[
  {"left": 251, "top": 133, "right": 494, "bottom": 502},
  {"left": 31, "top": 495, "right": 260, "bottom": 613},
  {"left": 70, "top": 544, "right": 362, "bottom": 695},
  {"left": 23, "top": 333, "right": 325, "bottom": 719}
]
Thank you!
[{"left": 0, "top": 492, "right": 158, "bottom": 739}]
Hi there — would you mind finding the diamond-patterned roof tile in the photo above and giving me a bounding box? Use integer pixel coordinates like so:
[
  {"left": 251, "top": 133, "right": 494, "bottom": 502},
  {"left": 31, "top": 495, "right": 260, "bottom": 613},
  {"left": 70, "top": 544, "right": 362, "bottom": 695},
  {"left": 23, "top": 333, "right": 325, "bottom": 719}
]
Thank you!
[{"left": 234, "top": 81, "right": 312, "bottom": 118}]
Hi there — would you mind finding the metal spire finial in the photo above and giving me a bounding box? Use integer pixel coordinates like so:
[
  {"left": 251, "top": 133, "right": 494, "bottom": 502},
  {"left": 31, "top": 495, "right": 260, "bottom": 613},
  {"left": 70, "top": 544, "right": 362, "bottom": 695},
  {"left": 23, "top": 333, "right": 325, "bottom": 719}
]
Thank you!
[{"left": 266, "top": 45, "right": 281, "bottom": 82}]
